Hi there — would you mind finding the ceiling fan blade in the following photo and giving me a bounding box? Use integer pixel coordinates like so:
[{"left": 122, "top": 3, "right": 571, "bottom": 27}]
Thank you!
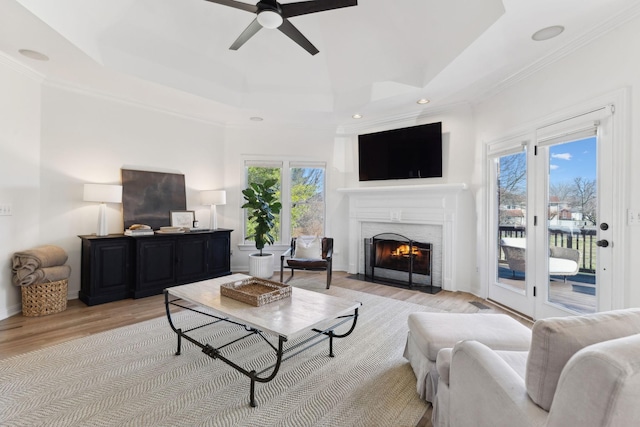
[
  {"left": 203, "top": 0, "right": 258, "bottom": 13},
  {"left": 278, "top": 19, "right": 319, "bottom": 55},
  {"left": 230, "top": 18, "right": 263, "bottom": 50},
  {"left": 280, "top": 0, "right": 357, "bottom": 18}
]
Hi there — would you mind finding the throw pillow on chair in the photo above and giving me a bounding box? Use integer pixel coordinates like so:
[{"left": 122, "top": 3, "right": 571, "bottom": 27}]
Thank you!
[{"left": 294, "top": 236, "right": 322, "bottom": 259}]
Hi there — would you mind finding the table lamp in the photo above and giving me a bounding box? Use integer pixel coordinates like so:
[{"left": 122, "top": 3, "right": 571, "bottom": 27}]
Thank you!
[
  {"left": 201, "top": 190, "right": 226, "bottom": 230},
  {"left": 83, "top": 184, "right": 123, "bottom": 236}
]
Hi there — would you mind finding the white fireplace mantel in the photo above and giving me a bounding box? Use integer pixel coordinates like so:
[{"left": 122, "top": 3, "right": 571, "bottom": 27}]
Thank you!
[
  {"left": 338, "top": 183, "right": 468, "bottom": 291},
  {"left": 337, "top": 183, "right": 467, "bottom": 195}
]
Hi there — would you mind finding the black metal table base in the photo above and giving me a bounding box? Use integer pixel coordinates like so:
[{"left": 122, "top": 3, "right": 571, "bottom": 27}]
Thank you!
[{"left": 164, "top": 291, "right": 360, "bottom": 407}]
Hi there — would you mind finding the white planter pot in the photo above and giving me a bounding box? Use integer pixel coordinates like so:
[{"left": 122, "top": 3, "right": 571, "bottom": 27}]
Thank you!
[{"left": 248, "top": 253, "right": 274, "bottom": 279}]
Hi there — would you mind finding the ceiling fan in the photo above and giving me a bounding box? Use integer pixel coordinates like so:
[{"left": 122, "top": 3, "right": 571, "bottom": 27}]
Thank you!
[{"left": 204, "top": 0, "right": 357, "bottom": 55}]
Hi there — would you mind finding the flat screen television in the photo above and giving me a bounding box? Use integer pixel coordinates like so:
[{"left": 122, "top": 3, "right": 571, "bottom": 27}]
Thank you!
[{"left": 358, "top": 122, "right": 442, "bottom": 181}]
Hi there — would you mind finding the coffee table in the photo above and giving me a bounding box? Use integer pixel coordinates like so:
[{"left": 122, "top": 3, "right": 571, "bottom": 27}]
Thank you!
[{"left": 164, "top": 273, "right": 361, "bottom": 407}]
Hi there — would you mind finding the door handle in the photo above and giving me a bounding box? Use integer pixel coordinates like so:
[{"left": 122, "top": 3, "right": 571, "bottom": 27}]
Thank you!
[{"left": 596, "top": 239, "right": 609, "bottom": 248}]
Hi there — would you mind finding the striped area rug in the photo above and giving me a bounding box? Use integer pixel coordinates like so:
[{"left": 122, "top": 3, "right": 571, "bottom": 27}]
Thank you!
[{"left": 0, "top": 284, "right": 437, "bottom": 427}]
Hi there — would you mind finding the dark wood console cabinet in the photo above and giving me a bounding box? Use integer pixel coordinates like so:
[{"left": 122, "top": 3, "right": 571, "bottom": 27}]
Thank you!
[
  {"left": 79, "top": 229, "right": 232, "bottom": 305},
  {"left": 79, "top": 234, "right": 132, "bottom": 306}
]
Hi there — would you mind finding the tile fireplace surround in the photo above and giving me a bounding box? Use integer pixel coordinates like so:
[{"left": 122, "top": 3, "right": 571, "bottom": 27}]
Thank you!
[{"left": 338, "top": 183, "right": 468, "bottom": 292}]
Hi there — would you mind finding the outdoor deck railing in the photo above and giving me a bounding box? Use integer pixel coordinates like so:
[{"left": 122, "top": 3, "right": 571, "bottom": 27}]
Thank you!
[{"left": 499, "top": 226, "right": 596, "bottom": 273}]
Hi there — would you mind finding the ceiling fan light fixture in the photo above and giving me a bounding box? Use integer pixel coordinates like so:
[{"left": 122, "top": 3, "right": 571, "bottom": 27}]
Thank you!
[{"left": 257, "top": 10, "right": 283, "bottom": 29}]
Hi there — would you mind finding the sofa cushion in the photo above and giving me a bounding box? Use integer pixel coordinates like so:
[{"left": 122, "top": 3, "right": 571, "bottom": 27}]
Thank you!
[
  {"left": 436, "top": 348, "right": 453, "bottom": 385},
  {"left": 546, "top": 333, "right": 640, "bottom": 427},
  {"left": 526, "top": 308, "right": 640, "bottom": 411}
]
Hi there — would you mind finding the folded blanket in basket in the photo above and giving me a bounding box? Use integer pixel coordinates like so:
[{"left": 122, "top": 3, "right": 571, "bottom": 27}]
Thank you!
[
  {"left": 11, "top": 245, "right": 69, "bottom": 274},
  {"left": 13, "top": 265, "right": 72, "bottom": 287}
]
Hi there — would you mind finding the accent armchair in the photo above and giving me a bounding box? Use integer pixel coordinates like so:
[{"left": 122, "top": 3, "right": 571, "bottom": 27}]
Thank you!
[{"left": 280, "top": 237, "right": 333, "bottom": 289}]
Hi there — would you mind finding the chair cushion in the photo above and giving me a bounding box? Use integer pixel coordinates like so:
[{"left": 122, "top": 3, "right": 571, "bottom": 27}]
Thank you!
[
  {"left": 548, "top": 257, "right": 578, "bottom": 275},
  {"left": 294, "top": 236, "right": 322, "bottom": 259},
  {"left": 287, "top": 259, "right": 327, "bottom": 269},
  {"left": 526, "top": 308, "right": 640, "bottom": 411}
]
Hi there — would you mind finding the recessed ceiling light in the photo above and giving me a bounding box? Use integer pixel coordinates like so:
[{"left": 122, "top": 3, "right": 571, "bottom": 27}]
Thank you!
[
  {"left": 352, "top": 114, "right": 363, "bottom": 119},
  {"left": 417, "top": 98, "right": 430, "bottom": 105},
  {"left": 18, "top": 49, "right": 49, "bottom": 61},
  {"left": 531, "top": 25, "right": 565, "bottom": 41},
  {"left": 249, "top": 116, "right": 264, "bottom": 121}
]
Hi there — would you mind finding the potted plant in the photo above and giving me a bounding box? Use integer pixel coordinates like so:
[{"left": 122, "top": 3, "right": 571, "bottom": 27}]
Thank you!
[{"left": 242, "top": 178, "right": 282, "bottom": 278}]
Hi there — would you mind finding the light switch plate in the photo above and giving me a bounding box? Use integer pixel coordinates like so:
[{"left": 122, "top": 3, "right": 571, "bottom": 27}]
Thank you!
[{"left": 0, "top": 204, "right": 12, "bottom": 216}]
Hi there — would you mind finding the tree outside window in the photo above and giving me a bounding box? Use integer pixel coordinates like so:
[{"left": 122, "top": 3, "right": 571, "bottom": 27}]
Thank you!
[
  {"left": 290, "top": 166, "right": 325, "bottom": 237},
  {"left": 244, "top": 161, "right": 325, "bottom": 245}
]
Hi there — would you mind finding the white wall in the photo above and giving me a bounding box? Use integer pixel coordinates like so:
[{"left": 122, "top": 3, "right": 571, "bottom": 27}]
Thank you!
[
  {"left": 0, "top": 78, "right": 226, "bottom": 319},
  {"left": 0, "top": 61, "right": 42, "bottom": 319},
  {"left": 473, "top": 14, "right": 640, "bottom": 307}
]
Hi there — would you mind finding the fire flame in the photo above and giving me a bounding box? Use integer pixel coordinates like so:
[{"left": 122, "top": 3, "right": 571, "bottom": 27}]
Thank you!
[{"left": 390, "top": 244, "right": 420, "bottom": 257}]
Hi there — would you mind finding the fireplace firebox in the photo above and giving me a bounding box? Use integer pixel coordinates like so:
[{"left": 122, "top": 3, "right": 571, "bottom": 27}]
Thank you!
[{"left": 364, "top": 233, "right": 440, "bottom": 294}]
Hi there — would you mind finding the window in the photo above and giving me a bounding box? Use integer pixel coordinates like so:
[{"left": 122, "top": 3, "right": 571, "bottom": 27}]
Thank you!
[
  {"left": 245, "top": 161, "right": 282, "bottom": 244},
  {"left": 244, "top": 160, "right": 325, "bottom": 245},
  {"left": 290, "top": 163, "right": 325, "bottom": 237}
]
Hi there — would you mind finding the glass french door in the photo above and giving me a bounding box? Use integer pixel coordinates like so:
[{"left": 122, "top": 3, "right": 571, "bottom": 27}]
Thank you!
[
  {"left": 488, "top": 138, "right": 535, "bottom": 317},
  {"left": 533, "top": 107, "right": 614, "bottom": 319},
  {"left": 488, "top": 105, "right": 615, "bottom": 320}
]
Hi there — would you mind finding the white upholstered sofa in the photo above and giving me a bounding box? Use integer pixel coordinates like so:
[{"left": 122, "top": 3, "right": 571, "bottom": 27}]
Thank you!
[{"left": 433, "top": 308, "right": 640, "bottom": 427}]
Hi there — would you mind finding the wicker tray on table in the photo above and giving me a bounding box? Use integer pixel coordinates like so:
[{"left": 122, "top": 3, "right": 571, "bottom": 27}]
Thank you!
[{"left": 220, "top": 277, "right": 291, "bottom": 307}]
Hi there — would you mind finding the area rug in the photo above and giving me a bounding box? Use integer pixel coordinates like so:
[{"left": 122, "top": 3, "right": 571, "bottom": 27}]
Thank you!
[{"left": 0, "top": 284, "right": 438, "bottom": 427}]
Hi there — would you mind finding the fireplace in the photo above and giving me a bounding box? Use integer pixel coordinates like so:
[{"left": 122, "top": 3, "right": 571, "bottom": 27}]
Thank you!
[
  {"left": 338, "top": 183, "right": 468, "bottom": 292},
  {"left": 364, "top": 233, "right": 440, "bottom": 293}
]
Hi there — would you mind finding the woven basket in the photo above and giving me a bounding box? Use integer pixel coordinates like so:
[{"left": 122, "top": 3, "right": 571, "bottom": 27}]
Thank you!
[
  {"left": 21, "top": 279, "right": 68, "bottom": 317},
  {"left": 220, "top": 277, "right": 291, "bottom": 307}
]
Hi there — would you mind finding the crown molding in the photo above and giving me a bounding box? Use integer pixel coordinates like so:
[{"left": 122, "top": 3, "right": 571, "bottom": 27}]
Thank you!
[
  {"left": 42, "top": 77, "right": 228, "bottom": 127},
  {"left": 0, "top": 52, "right": 46, "bottom": 83}
]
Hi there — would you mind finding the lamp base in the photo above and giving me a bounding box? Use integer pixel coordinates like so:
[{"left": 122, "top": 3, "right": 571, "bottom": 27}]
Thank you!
[
  {"left": 210, "top": 204, "right": 218, "bottom": 230},
  {"left": 96, "top": 202, "right": 108, "bottom": 236}
]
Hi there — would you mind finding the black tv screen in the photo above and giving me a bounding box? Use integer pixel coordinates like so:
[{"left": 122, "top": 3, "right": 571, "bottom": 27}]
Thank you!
[{"left": 358, "top": 122, "right": 442, "bottom": 181}]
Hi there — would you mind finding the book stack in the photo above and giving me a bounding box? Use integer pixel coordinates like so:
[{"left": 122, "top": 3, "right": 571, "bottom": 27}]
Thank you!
[{"left": 124, "top": 226, "right": 154, "bottom": 236}]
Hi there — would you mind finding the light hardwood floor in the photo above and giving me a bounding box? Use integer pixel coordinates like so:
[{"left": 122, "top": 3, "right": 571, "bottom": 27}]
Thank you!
[{"left": 0, "top": 271, "right": 532, "bottom": 427}]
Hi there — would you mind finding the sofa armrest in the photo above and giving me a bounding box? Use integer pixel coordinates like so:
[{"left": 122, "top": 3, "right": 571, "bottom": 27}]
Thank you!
[{"left": 449, "top": 341, "right": 547, "bottom": 427}]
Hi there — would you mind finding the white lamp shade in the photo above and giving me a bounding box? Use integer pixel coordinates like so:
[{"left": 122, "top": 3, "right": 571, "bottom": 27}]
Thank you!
[
  {"left": 201, "top": 190, "right": 226, "bottom": 206},
  {"left": 83, "top": 184, "right": 122, "bottom": 203}
]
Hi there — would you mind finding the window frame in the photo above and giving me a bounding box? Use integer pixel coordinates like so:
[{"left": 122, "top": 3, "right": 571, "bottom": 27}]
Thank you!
[{"left": 240, "top": 158, "right": 326, "bottom": 251}]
